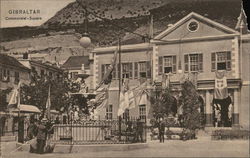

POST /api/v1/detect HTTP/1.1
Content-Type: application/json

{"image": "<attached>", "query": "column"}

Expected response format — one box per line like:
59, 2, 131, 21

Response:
205, 90, 213, 126
232, 89, 240, 126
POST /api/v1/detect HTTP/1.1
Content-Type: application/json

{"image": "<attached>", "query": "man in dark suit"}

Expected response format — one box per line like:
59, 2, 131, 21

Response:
36, 118, 48, 154
158, 117, 165, 143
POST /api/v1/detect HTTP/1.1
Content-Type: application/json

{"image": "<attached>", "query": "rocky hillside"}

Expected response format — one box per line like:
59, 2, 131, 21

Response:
0, 0, 242, 64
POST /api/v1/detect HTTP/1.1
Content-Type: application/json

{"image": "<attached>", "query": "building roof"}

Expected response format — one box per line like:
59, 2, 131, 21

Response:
61, 56, 90, 69
0, 54, 30, 71
93, 43, 152, 54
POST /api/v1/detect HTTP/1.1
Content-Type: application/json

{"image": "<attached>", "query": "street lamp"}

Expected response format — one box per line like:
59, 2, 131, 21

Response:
79, 33, 91, 48
77, 0, 91, 48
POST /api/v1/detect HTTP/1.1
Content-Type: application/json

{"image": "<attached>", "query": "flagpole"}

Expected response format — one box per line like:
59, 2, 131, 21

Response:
118, 37, 122, 141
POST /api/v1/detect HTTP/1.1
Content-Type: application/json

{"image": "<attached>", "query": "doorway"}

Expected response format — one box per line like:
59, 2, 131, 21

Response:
212, 96, 232, 127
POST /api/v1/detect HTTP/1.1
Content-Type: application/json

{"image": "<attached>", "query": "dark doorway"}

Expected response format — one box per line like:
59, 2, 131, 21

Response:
212, 96, 232, 127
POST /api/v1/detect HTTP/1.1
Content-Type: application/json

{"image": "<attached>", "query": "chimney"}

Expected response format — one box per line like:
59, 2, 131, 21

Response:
81, 64, 85, 72
23, 53, 28, 59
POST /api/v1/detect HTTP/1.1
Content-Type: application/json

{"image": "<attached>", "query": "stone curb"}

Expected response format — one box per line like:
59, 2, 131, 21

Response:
15, 142, 149, 153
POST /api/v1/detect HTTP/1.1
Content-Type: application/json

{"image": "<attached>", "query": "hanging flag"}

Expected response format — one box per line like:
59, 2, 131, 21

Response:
117, 79, 129, 116
93, 84, 110, 117
8, 82, 21, 109
214, 71, 228, 99
128, 90, 136, 109
149, 14, 154, 39
138, 92, 147, 105
96, 49, 118, 90
45, 85, 51, 120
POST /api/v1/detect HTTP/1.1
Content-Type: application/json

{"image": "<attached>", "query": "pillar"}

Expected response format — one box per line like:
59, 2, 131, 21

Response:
232, 89, 240, 126
205, 90, 213, 126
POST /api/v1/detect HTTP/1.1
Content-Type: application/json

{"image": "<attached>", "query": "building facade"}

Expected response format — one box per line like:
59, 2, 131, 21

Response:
0, 54, 30, 136
92, 12, 250, 129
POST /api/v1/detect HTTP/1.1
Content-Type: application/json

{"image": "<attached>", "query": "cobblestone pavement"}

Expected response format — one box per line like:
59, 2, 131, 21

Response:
1, 139, 249, 158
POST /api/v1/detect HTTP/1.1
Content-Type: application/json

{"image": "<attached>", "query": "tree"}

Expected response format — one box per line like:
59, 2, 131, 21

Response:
179, 80, 204, 131
20, 71, 81, 114
150, 87, 175, 120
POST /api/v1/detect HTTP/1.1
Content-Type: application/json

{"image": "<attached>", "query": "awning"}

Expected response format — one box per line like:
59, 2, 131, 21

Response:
11, 104, 41, 113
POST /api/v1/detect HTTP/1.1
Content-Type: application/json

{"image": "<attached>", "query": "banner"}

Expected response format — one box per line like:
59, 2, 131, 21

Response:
8, 82, 21, 110
214, 71, 228, 99
117, 79, 129, 116
45, 85, 51, 120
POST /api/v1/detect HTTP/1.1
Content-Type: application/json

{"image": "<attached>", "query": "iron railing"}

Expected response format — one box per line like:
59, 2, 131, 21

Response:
51, 118, 147, 144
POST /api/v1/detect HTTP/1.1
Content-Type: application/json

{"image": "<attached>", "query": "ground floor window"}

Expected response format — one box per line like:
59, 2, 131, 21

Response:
139, 104, 146, 120
106, 104, 113, 120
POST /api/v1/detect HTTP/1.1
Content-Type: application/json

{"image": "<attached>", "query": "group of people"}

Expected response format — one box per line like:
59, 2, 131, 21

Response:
27, 116, 59, 154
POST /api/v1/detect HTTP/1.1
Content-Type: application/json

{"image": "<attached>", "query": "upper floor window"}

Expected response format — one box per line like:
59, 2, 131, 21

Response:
211, 51, 231, 71
106, 104, 113, 120
122, 109, 130, 119
2, 69, 10, 82
101, 64, 110, 80
49, 72, 53, 78
159, 56, 177, 75
184, 54, 203, 72
70, 72, 78, 80
135, 61, 151, 79
14, 72, 20, 84
122, 63, 132, 79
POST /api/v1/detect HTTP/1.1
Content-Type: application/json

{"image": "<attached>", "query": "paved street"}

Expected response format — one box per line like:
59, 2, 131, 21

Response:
1, 139, 249, 158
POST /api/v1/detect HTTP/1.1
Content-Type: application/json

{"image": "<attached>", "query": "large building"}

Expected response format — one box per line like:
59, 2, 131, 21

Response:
91, 12, 250, 129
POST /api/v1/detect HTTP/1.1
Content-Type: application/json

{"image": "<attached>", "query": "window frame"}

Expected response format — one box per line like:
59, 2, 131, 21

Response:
2, 68, 10, 82
106, 104, 113, 120
211, 51, 231, 71
184, 53, 203, 73
139, 104, 146, 120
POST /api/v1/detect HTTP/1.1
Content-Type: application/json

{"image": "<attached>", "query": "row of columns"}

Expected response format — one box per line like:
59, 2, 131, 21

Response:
204, 89, 239, 127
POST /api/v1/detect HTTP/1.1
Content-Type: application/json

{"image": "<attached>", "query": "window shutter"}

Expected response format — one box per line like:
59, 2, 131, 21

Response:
158, 56, 163, 75
129, 63, 133, 79
146, 61, 151, 78
112, 64, 117, 79
172, 56, 177, 73
184, 55, 189, 72
226, 51, 231, 71
101, 64, 105, 79
0, 68, 2, 81
134, 62, 138, 79
198, 54, 203, 72
211, 53, 216, 72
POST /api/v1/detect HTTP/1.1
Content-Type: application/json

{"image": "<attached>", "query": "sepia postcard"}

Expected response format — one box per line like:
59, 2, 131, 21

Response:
0, 0, 249, 157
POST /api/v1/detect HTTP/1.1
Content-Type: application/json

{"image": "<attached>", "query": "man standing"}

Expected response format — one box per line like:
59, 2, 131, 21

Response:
136, 118, 144, 142
36, 118, 48, 154
158, 117, 165, 143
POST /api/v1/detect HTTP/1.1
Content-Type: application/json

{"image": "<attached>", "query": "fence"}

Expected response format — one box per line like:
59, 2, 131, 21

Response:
51, 118, 147, 144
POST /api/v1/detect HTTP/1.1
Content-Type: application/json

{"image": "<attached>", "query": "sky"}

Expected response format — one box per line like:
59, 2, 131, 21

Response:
0, 0, 75, 28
